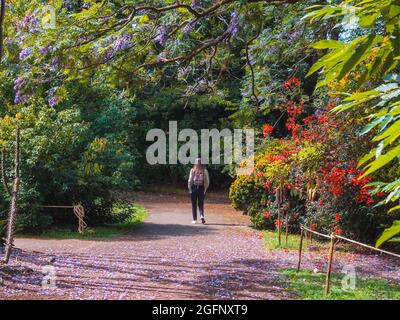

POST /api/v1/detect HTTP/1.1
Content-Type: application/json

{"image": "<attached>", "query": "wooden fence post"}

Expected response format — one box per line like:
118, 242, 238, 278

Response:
285, 210, 289, 245
277, 205, 281, 245
297, 227, 304, 272
324, 233, 336, 295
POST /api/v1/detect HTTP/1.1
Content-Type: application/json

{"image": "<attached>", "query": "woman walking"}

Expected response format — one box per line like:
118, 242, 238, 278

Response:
188, 158, 210, 224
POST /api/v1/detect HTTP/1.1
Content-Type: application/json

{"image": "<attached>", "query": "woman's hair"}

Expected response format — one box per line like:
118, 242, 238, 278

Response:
193, 157, 205, 173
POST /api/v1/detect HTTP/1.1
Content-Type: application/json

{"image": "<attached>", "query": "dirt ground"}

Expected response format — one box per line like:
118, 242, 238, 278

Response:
0, 192, 398, 300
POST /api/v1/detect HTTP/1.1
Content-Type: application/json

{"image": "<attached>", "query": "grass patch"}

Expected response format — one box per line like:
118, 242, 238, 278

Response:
263, 230, 324, 250
282, 268, 400, 300
39, 204, 147, 239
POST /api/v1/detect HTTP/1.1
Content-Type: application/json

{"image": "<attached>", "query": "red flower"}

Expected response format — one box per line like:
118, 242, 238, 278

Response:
309, 223, 317, 231
263, 124, 274, 137
255, 171, 264, 178
335, 213, 342, 222
263, 181, 272, 190
334, 228, 342, 236
326, 102, 337, 110
274, 218, 283, 228
263, 211, 271, 218
316, 114, 328, 124
283, 77, 301, 90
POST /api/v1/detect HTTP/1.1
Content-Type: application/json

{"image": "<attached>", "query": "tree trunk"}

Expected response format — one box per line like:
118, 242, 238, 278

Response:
3, 126, 20, 264
3, 177, 19, 263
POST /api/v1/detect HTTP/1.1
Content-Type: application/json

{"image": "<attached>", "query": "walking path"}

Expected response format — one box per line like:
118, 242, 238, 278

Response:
0, 192, 290, 299
1, 192, 398, 300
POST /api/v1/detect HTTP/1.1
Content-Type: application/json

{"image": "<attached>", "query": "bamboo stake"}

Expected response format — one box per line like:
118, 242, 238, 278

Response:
324, 233, 335, 296
285, 210, 289, 245
277, 205, 281, 246
297, 227, 304, 272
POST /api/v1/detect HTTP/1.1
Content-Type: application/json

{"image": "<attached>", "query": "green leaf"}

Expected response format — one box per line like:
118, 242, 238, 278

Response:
337, 35, 382, 81
359, 12, 380, 27
311, 40, 344, 49
359, 116, 387, 135
362, 144, 400, 176
358, 148, 377, 167
388, 205, 400, 213
374, 119, 400, 144
376, 220, 400, 247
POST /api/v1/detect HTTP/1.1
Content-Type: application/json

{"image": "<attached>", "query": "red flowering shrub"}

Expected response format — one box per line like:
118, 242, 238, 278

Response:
263, 210, 271, 218
230, 76, 399, 243
274, 218, 283, 228
283, 76, 301, 90
262, 124, 274, 137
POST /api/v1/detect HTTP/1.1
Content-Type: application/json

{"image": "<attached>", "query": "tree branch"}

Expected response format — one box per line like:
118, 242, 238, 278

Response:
245, 24, 262, 110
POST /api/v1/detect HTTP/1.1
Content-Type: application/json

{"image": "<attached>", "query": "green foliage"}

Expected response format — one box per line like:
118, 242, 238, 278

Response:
375, 220, 400, 247
132, 87, 238, 187
282, 268, 400, 300
263, 230, 323, 250
3, 0, 399, 247
40, 203, 147, 239
0, 81, 140, 232
0, 216, 6, 246
305, 0, 400, 245
229, 174, 263, 212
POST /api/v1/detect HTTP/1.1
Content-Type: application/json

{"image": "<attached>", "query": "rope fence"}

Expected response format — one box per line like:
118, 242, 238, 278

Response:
41, 204, 87, 234
297, 224, 400, 295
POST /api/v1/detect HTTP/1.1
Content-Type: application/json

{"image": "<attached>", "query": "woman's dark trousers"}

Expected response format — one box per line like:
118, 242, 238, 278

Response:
191, 185, 205, 220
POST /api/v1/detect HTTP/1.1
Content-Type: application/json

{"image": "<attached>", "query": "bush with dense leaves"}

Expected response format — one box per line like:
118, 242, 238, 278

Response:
230, 78, 399, 243
0, 82, 141, 233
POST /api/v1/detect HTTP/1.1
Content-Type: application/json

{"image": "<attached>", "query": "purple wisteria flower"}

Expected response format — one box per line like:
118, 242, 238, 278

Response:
103, 47, 114, 61
13, 77, 26, 91
19, 47, 33, 60
137, 9, 149, 15
182, 22, 195, 34
266, 46, 279, 55
180, 66, 192, 75
50, 57, 58, 67
112, 34, 131, 52
191, 0, 200, 9
14, 92, 30, 104
16, 13, 40, 33
154, 26, 167, 45
94, 35, 128, 61
39, 46, 51, 54
48, 96, 59, 107
227, 11, 239, 36
315, 108, 325, 117
50, 57, 58, 70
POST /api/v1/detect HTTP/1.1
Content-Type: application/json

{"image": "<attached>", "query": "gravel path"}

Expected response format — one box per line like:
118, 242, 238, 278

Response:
0, 192, 290, 300
1, 192, 399, 300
